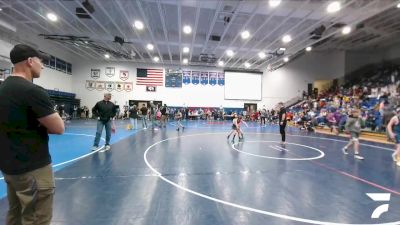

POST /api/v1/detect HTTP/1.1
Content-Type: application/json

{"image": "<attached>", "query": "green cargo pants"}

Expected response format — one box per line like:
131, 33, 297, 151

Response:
2, 164, 55, 225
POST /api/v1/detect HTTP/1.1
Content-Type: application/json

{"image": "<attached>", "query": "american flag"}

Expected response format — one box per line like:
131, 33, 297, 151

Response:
136, 68, 164, 86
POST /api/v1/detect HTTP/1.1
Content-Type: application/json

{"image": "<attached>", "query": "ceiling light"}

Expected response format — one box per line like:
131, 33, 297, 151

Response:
244, 62, 251, 68
269, 0, 281, 8
218, 61, 224, 66
226, 50, 234, 57
306, 46, 312, 52
397, 3, 400, 8
342, 26, 351, 35
47, 13, 58, 22
84, 41, 88, 44
283, 57, 289, 62
241, 30, 250, 39
282, 35, 292, 43
182, 47, 189, 53
258, 52, 266, 59
183, 25, 192, 34
153, 56, 159, 62
134, 20, 144, 30
183, 58, 188, 64
146, 43, 154, 50
327, 1, 341, 13
279, 47, 286, 51
267, 65, 272, 71
0, 8, 2, 11
104, 54, 110, 59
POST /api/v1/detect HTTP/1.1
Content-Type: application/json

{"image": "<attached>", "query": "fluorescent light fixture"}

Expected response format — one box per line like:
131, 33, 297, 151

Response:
342, 26, 351, 35
182, 47, 189, 53
269, 0, 281, 8
134, 20, 144, 30
218, 61, 224, 66
244, 62, 251, 68
258, 52, 266, 59
146, 43, 154, 50
283, 57, 289, 62
306, 46, 312, 52
104, 54, 110, 59
279, 47, 286, 51
183, 25, 192, 34
241, 30, 250, 39
226, 49, 234, 57
183, 58, 188, 64
327, 1, 341, 13
47, 13, 58, 22
153, 56, 159, 62
282, 35, 292, 43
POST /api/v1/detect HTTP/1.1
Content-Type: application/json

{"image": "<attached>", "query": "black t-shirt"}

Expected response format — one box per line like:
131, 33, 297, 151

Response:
278, 107, 287, 124
129, 108, 138, 119
0, 76, 55, 175
140, 107, 148, 116
161, 107, 167, 115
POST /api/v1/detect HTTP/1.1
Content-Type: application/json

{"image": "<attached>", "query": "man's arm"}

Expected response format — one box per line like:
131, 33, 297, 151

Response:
38, 113, 65, 134
92, 103, 99, 118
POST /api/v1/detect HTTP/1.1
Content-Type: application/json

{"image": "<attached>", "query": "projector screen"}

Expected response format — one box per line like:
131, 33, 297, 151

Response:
224, 71, 262, 100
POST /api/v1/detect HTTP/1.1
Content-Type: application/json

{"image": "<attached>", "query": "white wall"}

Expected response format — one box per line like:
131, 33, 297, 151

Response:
72, 60, 261, 109
33, 68, 73, 93
262, 50, 345, 108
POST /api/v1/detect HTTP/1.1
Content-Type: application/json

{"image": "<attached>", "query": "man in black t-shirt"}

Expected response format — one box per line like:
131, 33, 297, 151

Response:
0, 44, 64, 225
278, 102, 287, 146
140, 104, 148, 129
91, 93, 117, 151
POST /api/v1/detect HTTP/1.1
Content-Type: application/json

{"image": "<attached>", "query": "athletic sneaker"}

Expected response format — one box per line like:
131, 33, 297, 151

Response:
227, 135, 230, 139
91, 146, 98, 151
392, 152, 397, 162
105, 145, 111, 151
354, 154, 364, 160
342, 147, 348, 155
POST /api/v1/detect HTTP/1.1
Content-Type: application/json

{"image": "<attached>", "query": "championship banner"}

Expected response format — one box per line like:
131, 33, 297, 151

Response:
116, 82, 124, 92
119, 70, 129, 81
182, 70, 191, 85
124, 82, 133, 92
105, 67, 115, 77
209, 72, 217, 86
91, 69, 100, 79
106, 82, 114, 92
200, 71, 209, 85
191, 71, 200, 85
218, 72, 225, 86
96, 81, 105, 91
85, 80, 96, 91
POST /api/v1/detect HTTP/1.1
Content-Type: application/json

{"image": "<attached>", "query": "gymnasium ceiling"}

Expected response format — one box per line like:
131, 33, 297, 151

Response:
0, 0, 399, 71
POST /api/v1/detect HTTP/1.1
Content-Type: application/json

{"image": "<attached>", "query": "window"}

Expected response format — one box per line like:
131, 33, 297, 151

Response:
66, 63, 72, 75
49, 56, 56, 69
56, 58, 66, 72
42, 52, 72, 75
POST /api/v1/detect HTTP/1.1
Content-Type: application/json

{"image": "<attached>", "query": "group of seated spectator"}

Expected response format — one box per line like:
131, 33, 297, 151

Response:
287, 64, 400, 134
